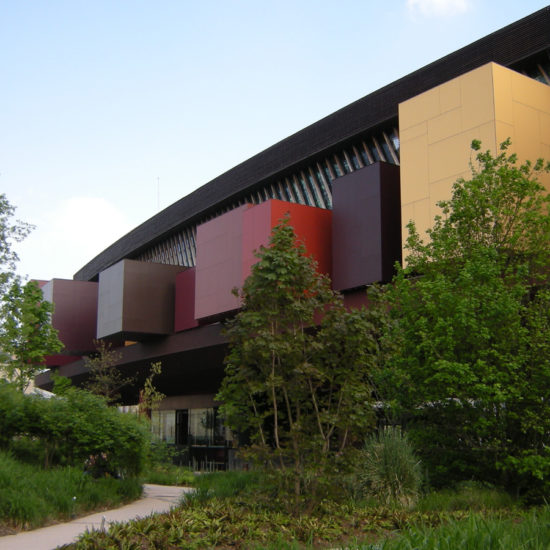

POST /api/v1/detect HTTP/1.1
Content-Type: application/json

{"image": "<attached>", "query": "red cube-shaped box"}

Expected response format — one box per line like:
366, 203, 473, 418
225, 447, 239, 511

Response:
195, 200, 332, 322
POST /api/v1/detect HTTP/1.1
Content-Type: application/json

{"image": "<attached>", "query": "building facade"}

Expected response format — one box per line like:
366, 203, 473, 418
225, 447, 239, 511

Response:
36, 8, 550, 469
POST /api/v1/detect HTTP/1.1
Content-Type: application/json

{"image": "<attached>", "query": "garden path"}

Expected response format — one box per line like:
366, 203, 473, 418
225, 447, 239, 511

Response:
0, 483, 190, 550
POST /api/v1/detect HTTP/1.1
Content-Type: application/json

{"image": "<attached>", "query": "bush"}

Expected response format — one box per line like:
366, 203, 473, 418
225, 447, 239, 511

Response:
359, 427, 422, 506
0, 382, 149, 477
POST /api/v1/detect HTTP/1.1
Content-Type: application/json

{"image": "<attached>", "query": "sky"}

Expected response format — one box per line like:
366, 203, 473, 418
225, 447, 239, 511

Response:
2, 0, 549, 281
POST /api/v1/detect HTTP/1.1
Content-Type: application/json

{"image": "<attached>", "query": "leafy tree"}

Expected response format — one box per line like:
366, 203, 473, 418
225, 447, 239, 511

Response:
84, 340, 135, 405
218, 218, 383, 504
0, 280, 62, 391
0, 193, 32, 294
383, 140, 550, 497
0, 194, 62, 390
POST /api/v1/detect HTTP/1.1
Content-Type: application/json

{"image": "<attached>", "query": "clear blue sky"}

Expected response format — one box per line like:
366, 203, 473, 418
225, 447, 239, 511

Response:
2, 0, 548, 280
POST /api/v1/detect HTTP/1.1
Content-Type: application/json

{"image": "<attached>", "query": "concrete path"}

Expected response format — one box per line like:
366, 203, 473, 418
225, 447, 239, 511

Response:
0, 484, 191, 550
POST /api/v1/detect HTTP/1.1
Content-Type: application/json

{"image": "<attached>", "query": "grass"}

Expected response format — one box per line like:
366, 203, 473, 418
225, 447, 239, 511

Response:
354, 508, 550, 549
0, 450, 142, 533
416, 481, 516, 513
141, 463, 195, 486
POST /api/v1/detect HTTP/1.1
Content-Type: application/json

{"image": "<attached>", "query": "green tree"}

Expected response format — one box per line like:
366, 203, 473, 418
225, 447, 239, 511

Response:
383, 139, 550, 497
0, 194, 62, 391
84, 340, 135, 405
0, 280, 62, 391
0, 193, 32, 294
218, 218, 383, 504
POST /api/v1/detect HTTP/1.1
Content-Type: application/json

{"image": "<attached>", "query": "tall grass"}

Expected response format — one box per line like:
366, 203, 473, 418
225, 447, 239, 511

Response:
142, 463, 195, 486
353, 507, 550, 549
189, 470, 263, 501
0, 450, 142, 530
417, 481, 515, 512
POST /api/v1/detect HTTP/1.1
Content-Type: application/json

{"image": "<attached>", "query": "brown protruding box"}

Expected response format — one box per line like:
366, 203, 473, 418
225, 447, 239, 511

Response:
97, 259, 186, 340
331, 162, 401, 290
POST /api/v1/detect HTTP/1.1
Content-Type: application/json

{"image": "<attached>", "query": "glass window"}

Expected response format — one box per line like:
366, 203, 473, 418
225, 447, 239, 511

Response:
151, 410, 176, 444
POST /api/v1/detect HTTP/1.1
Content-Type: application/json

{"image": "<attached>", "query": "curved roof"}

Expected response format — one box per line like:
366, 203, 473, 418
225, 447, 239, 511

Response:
75, 6, 550, 282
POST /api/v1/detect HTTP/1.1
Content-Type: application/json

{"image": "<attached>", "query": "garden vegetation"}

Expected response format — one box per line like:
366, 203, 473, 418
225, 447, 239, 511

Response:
63, 140, 550, 548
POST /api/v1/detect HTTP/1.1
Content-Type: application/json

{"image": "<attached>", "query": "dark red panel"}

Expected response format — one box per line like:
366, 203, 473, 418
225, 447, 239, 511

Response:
174, 268, 199, 332
195, 206, 248, 321
241, 199, 332, 282
332, 162, 401, 290
42, 279, 98, 355
270, 200, 332, 276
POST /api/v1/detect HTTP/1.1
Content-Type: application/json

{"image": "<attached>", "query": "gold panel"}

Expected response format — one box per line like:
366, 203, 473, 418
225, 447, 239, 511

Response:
399, 61, 550, 261
428, 108, 462, 145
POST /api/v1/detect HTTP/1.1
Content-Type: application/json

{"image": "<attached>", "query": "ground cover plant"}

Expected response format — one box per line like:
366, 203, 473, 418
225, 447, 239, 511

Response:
0, 450, 142, 534
62, 474, 543, 549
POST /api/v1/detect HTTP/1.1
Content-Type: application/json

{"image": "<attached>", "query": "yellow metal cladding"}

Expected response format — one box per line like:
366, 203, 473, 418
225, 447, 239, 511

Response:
399, 62, 550, 262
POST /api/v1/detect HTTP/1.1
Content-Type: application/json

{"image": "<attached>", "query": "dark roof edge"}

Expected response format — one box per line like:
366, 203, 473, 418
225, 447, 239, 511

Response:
74, 6, 550, 282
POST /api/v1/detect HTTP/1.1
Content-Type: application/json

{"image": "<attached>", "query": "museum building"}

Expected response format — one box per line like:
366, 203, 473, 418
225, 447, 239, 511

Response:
36, 7, 550, 468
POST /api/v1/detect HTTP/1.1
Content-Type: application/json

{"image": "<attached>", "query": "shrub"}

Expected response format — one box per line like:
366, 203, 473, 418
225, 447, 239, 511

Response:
0, 382, 149, 476
359, 427, 422, 506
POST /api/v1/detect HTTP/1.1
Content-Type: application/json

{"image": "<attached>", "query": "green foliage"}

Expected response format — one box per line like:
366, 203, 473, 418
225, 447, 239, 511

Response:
359, 428, 422, 506
218, 218, 383, 504
143, 463, 195, 486
0, 450, 142, 531
0, 194, 62, 391
417, 482, 515, 513
188, 470, 264, 502
0, 193, 32, 294
382, 140, 550, 497
84, 340, 134, 405
0, 382, 149, 476
0, 279, 62, 391
138, 361, 165, 416
64, 488, 540, 550
357, 508, 550, 550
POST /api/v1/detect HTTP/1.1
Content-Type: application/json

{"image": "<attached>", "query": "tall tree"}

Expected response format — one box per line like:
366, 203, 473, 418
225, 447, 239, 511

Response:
0, 193, 32, 294
0, 194, 62, 391
218, 218, 384, 503
383, 140, 550, 497
0, 280, 62, 391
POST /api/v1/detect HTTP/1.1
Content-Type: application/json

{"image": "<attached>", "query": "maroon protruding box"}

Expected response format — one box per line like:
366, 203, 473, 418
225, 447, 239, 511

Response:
332, 162, 401, 290
41, 279, 99, 366
174, 267, 199, 332
194, 205, 248, 322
